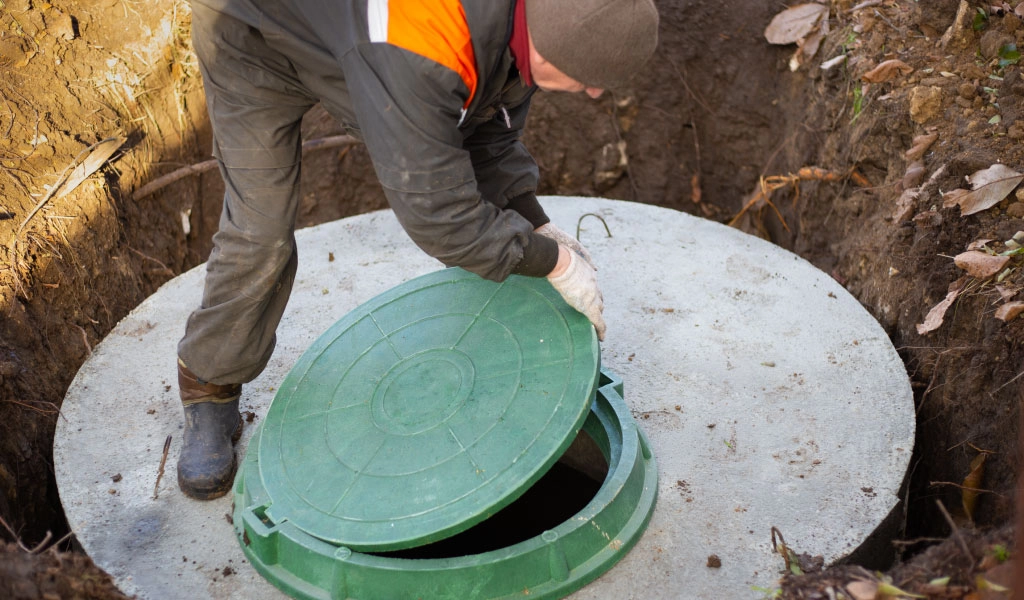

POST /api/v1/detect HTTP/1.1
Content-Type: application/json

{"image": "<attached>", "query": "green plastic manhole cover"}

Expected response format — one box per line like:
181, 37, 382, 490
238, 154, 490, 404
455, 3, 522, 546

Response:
253, 268, 601, 552
235, 368, 658, 600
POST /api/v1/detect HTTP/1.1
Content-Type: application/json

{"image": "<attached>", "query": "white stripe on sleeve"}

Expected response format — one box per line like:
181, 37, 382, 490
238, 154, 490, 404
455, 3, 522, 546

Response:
367, 0, 389, 42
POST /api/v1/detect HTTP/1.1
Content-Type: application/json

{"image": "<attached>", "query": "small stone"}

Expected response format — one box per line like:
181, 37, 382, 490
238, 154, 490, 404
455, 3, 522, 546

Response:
706, 554, 722, 568
1016, 188, 1024, 202
1007, 202, 1024, 218
1009, 121, 1024, 140
847, 580, 879, 600
980, 30, 1015, 59
909, 86, 943, 123
111, 473, 122, 483
1007, 14, 1022, 33
958, 82, 976, 99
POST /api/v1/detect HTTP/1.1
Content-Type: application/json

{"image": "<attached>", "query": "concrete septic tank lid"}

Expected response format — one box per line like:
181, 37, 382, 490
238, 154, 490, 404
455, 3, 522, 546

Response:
253, 268, 601, 553
55, 198, 914, 599
235, 368, 658, 600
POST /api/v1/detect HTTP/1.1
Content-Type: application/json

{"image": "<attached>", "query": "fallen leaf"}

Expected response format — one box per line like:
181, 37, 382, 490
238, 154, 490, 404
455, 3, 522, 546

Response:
791, 25, 827, 71
941, 188, 970, 209
55, 136, 127, 199
995, 284, 1019, 301
996, 301, 1024, 321
820, 54, 847, 70
976, 574, 1011, 593
878, 581, 926, 598
906, 133, 939, 161
765, 3, 828, 45
962, 452, 987, 522
1017, 2, 1024, 17
944, 164, 1024, 215
917, 279, 966, 335
893, 188, 919, 222
846, 580, 878, 600
967, 238, 995, 250
954, 251, 1010, 278
861, 59, 914, 83
903, 161, 926, 189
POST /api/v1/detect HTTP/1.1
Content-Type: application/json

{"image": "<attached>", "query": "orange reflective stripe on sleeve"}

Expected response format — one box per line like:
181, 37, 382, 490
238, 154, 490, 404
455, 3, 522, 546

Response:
380, 0, 478, 109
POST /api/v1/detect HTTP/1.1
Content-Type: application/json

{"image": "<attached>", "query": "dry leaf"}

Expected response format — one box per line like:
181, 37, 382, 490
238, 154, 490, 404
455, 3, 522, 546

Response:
1017, 2, 1024, 17
961, 453, 986, 522
55, 136, 127, 199
893, 188, 919, 222
861, 59, 913, 83
995, 284, 1020, 301
905, 133, 938, 161
963, 164, 1024, 215
903, 161, 926, 190
792, 26, 827, 70
917, 287, 961, 334
966, 238, 995, 250
996, 301, 1024, 321
941, 188, 970, 209
953, 251, 1010, 278
846, 580, 879, 600
765, 3, 828, 45
944, 164, 1024, 215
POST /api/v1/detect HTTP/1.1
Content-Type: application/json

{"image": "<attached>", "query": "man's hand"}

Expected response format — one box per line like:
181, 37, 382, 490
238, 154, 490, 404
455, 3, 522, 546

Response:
547, 245, 606, 341
536, 223, 596, 271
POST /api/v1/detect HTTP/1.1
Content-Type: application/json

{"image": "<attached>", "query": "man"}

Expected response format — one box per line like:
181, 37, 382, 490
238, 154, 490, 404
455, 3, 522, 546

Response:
177, 0, 659, 500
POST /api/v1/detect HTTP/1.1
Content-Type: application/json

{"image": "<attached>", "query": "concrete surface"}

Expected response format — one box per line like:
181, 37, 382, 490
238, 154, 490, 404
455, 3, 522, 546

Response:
55, 198, 914, 599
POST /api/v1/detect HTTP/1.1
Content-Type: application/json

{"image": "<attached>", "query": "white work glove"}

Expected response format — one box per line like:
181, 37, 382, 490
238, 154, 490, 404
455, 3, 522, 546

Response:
547, 246, 607, 341
535, 223, 597, 271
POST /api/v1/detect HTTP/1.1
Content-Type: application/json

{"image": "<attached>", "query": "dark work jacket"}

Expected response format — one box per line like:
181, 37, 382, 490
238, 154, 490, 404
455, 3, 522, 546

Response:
192, 0, 558, 281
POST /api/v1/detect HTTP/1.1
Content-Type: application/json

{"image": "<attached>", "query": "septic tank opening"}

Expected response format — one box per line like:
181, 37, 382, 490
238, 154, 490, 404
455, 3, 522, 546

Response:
371, 429, 610, 560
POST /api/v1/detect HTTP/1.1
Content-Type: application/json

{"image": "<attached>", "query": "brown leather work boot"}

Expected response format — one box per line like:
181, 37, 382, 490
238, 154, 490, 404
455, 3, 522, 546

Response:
176, 360, 243, 500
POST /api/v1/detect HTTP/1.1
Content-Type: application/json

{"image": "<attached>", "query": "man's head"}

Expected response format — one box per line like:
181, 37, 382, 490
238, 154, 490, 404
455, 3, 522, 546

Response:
525, 0, 659, 93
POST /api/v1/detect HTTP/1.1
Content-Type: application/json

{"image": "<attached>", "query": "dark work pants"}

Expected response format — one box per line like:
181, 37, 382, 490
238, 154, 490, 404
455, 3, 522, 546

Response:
178, 4, 356, 385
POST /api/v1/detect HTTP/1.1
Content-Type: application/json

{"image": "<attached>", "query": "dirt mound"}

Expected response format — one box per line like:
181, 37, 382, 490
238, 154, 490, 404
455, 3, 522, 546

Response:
1, 0, 1022, 597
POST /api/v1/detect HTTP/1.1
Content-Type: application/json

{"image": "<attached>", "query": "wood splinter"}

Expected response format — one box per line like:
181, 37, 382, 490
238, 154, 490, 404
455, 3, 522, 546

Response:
153, 435, 172, 500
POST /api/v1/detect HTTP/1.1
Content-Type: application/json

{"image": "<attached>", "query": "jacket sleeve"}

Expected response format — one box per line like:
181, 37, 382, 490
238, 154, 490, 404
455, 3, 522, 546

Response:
462, 86, 549, 222
341, 43, 555, 281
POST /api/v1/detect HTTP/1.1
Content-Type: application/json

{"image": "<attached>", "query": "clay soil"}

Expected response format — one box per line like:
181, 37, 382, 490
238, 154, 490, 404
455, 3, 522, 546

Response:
2, 0, 1024, 598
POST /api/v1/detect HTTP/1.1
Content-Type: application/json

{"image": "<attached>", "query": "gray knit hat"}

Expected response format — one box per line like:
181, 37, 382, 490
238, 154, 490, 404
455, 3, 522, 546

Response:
525, 0, 659, 90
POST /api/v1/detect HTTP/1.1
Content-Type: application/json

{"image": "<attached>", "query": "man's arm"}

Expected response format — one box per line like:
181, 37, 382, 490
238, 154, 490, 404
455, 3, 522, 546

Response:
342, 42, 553, 281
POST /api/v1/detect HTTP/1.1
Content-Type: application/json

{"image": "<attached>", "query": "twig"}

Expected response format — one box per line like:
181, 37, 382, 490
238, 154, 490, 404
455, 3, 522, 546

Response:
0, 513, 32, 552
72, 323, 92, 355
891, 536, 949, 547
664, 55, 716, 116
935, 499, 975, 564
929, 480, 1005, 498
991, 368, 1024, 395
28, 531, 52, 554
153, 434, 172, 500
43, 530, 76, 553
127, 246, 173, 276
132, 134, 359, 201
609, 93, 639, 202
847, 0, 885, 12
2, 397, 60, 416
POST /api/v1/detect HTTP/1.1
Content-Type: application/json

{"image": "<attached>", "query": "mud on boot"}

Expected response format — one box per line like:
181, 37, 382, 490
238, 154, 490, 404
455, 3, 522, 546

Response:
176, 361, 243, 500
